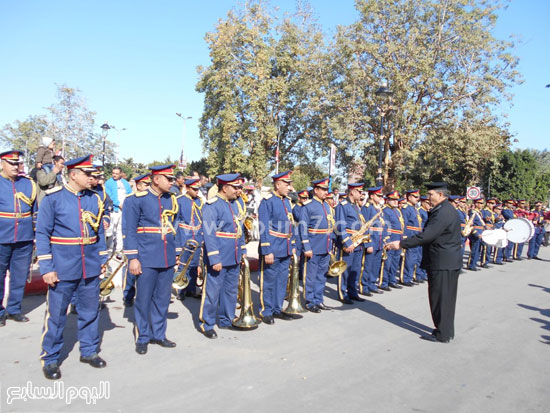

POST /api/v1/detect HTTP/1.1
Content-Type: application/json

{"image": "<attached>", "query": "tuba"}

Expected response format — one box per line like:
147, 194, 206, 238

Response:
328, 249, 347, 277
172, 239, 200, 291
283, 252, 306, 315
99, 252, 128, 297
232, 256, 261, 329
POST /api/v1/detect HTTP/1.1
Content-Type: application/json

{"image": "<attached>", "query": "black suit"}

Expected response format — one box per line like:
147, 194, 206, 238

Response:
401, 199, 462, 341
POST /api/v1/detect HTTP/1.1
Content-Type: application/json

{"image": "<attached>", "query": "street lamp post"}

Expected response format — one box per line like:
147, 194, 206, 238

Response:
100, 123, 112, 167
176, 113, 192, 170
375, 83, 393, 188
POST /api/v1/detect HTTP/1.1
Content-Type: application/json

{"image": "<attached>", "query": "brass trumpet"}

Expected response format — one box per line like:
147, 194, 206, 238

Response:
232, 256, 261, 329
172, 239, 200, 291
283, 252, 306, 315
99, 252, 128, 297
328, 250, 347, 277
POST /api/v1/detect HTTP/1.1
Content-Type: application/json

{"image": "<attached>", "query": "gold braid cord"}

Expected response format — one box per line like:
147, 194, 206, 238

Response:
161, 194, 179, 235
81, 194, 105, 238
15, 180, 37, 207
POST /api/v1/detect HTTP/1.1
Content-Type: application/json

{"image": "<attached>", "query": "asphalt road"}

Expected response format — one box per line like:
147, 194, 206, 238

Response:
1, 247, 549, 413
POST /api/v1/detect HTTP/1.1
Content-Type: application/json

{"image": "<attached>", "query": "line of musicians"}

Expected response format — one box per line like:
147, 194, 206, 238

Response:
1, 149, 548, 381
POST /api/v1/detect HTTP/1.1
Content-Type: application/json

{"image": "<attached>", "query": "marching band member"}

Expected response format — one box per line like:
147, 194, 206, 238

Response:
480, 198, 497, 267
199, 173, 246, 338
381, 191, 404, 291
493, 203, 506, 265
36, 155, 108, 380
359, 186, 386, 295
258, 171, 299, 323
122, 165, 179, 355
501, 199, 516, 262
514, 200, 529, 260
120, 173, 151, 307
298, 178, 334, 312
0, 150, 37, 326
401, 189, 423, 286
527, 201, 544, 260
466, 198, 485, 271
175, 177, 204, 300
334, 182, 367, 304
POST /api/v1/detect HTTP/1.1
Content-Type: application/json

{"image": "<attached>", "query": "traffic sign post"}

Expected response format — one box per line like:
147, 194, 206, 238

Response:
467, 186, 481, 200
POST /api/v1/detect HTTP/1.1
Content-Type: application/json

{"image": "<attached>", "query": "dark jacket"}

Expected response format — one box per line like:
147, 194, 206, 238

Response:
401, 199, 462, 271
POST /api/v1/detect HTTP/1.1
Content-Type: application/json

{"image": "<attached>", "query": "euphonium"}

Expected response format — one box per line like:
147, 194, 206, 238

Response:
172, 239, 200, 291
328, 250, 347, 277
99, 252, 128, 297
283, 252, 306, 315
232, 256, 261, 329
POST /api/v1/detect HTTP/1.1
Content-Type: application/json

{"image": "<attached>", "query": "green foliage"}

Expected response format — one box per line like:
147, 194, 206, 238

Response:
0, 115, 49, 166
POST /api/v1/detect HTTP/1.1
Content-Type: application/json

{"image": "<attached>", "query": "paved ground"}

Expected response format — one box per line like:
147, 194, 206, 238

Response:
1, 247, 549, 413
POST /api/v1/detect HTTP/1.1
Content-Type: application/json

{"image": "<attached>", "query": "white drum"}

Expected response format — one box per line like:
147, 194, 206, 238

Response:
481, 229, 508, 248
504, 218, 534, 244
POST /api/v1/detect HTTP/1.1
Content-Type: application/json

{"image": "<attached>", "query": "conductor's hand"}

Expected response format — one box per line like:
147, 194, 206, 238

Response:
304, 250, 313, 259
42, 271, 59, 287
212, 263, 222, 272
129, 258, 142, 276
386, 241, 401, 250
264, 253, 274, 265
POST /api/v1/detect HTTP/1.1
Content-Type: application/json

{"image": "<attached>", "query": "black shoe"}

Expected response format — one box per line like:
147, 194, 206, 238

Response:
420, 334, 450, 343
273, 312, 294, 321
123, 300, 134, 307
306, 304, 321, 313
80, 354, 107, 368
371, 289, 383, 294
186, 291, 202, 299
412, 280, 420, 284
262, 315, 275, 325
218, 325, 235, 330
482, 264, 490, 269
203, 329, 217, 339
7, 313, 29, 322
341, 298, 354, 305
43, 363, 61, 380
380, 286, 391, 291
135, 343, 148, 355
402, 282, 414, 287
0, 314, 6, 327
467, 267, 479, 272
534, 256, 543, 260
349, 296, 366, 302
389, 283, 403, 289
359, 291, 373, 297
150, 338, 176, 348
317, 303, 333, 310
176, 294, 185, 301
494, 262, 504, 265
515, 257, 523, 261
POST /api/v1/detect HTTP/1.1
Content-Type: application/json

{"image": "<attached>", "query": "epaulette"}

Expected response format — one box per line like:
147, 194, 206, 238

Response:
402, 204, 408, 209
264, 193, 273, 200
135, 191, 148, 197
126, 193, 136, 198
340, 200, 348, 205
45, 186, 63, 195
303, 199, 312, 205
207, 197, 218, 204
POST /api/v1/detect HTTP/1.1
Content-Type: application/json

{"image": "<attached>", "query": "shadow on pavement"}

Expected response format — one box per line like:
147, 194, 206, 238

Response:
528, 284, 550, 294
517, 303, 550, 344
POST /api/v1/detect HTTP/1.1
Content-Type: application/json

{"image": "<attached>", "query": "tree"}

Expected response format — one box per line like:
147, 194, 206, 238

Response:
0, 115, 49, 167
196, 0, 328, 183
328, 0, 520, 188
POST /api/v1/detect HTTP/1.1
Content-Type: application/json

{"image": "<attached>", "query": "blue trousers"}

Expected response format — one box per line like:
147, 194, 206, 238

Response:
0, 241, 33, 316
528, 229, 544, 258
40, 276, 100, 365
199, 264, 239, 331
382, 249, 400, 287
260, 256, 290, 317
480, 242, 492, 266
468, 236, 481, 269
505, 242, 515, 260
403, 246, 421, 283
123, 270, 136, 302
303, 253, 330, 306
515, 242, 525, 258
359, 249, 383, 293
134, 266, 173, 344
338, 249, 362, 300
495, 247, 504, 264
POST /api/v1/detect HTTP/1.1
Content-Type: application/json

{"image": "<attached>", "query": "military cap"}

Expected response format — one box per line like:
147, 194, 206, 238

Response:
185, 177, 201, 188
216, 173, 242, 186
312, 178, 329, 189
65, 154, 96, 172
425, 182, 448, 191
134, 173, 151, 184
149, 164, 176, 178
272, 170, 293, 183
385, 190, 400, 200
0, 150, 23, 164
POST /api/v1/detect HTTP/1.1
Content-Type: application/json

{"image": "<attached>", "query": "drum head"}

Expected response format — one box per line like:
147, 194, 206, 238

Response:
504, 218, 532, 243
481, 229, 508, 248
524, 218, 535, 241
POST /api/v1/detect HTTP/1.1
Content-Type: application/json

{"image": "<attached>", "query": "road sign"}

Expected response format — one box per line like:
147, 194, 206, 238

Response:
467, 186, 481, 200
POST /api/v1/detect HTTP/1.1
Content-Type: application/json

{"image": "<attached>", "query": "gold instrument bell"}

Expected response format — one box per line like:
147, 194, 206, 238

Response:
172, 239, 200, 291
328, 251, 347, 277
99, 252, 128, 297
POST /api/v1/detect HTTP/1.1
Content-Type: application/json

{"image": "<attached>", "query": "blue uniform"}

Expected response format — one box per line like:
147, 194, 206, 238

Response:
401, 203, 423, 283
199, 194, 246, 331
334, 198, 364, 300
36, 184, 108, 365
175, 193, 204, 296
122, 187, 178, 345
359, 202, 386, 293
381, 205, 404, 287
258, 192, 296, 317
298, 197, 334, 306
467, 209, 484, 270
456, 207, 467, 261
493, 212, 506, 264
0, 173, 37, 318
527, 210, 544, 259
501, 207, 516, 260
480, 207, 495, 266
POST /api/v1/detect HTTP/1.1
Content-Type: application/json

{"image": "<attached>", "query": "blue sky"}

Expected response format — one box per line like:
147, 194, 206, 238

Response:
1, 0, 548, 165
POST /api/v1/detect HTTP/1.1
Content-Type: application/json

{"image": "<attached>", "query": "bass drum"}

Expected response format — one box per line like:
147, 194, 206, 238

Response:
504, 218, 534, 244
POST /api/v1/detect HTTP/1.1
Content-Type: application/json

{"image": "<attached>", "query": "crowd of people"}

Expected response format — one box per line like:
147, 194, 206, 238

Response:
1, 140, 549, 381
